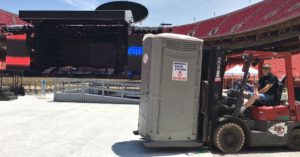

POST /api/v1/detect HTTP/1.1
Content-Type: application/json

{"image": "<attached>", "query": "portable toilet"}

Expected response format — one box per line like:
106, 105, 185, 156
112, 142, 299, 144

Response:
138, 33, 204, 147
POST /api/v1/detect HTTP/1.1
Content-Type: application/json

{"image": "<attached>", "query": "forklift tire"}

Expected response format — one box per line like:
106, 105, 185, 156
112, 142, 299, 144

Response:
288, 129, 300, 151
214, 123, 245, 154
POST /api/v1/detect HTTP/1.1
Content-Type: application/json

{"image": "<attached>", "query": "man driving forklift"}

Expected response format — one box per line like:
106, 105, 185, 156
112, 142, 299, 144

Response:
241, 64, 279, 113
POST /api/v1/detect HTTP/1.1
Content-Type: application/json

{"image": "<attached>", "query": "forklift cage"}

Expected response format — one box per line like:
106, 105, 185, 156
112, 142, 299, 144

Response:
228, 50, 299, 121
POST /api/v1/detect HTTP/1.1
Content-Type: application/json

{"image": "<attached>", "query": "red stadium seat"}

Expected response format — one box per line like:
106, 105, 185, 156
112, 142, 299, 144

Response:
0, 9, 27, 26
171, 0, 300, 38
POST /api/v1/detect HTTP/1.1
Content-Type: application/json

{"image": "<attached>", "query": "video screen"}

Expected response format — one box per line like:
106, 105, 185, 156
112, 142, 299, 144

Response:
5, 34, 30, 70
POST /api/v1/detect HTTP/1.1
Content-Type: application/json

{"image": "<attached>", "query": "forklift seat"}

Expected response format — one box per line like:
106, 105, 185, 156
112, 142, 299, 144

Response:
250, 76, 289, 121
274, 75, 287, 105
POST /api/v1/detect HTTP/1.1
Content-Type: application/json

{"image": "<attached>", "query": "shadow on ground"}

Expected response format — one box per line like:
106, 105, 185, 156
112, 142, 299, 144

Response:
112, 140, 208, 157
211, 146, 292, 156
113, 140, 294, 157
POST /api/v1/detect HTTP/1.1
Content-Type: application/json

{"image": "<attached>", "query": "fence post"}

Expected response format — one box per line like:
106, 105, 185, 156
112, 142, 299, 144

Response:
0, 74, 2, 88
102, 81, 104, 103
54, 79, 57, 94
68, 81, 71, 102
81, 80, 84, 102
121, 84, 124, 103
53, 79, 57, 101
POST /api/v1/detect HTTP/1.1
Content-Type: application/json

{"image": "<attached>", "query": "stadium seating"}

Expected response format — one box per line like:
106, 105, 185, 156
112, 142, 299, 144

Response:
171, 0, 300, 38
0, 9, 27, 26
169, 0, 300, 83
255, 54, 300, 79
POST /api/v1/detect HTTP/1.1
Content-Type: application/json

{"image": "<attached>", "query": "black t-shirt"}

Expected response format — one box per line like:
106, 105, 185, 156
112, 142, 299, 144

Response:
258, 73, 278, 96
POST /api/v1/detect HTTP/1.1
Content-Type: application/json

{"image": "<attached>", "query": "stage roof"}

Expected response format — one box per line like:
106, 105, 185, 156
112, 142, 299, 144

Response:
19, 10, 133, 23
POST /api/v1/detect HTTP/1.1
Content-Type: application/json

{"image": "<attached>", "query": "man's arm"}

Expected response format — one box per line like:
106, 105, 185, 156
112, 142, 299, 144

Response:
258, 83, 274, 93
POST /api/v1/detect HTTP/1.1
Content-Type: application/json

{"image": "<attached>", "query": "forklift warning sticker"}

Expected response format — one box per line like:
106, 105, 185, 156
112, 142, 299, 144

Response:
268, 122, 288, 137
172, 62, 188, 81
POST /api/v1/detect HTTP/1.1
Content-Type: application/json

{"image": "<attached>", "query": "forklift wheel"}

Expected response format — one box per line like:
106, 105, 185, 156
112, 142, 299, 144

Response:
214, 123, 245, 154
288, 129, 300, 151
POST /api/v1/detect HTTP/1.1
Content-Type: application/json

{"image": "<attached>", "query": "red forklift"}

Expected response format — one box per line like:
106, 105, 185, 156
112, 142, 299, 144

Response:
135, 33, 300, 153
212, 50, 300, 153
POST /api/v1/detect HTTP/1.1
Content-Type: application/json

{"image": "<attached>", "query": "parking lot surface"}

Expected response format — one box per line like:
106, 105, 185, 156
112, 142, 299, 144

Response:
0, 95, 299, 157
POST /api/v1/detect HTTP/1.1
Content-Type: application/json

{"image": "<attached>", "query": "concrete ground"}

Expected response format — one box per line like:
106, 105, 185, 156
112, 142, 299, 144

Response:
0, 95, 299, 157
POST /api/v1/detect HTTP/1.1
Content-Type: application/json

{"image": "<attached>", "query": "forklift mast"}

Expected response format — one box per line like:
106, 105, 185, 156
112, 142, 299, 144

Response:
233, 54, 253, 116
199, 47, 226, 144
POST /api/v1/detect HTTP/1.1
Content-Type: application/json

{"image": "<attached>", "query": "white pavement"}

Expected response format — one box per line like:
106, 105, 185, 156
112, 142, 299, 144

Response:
0, 95, 299, 157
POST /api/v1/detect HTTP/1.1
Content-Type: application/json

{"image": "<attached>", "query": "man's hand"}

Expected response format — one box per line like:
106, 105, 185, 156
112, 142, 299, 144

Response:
243, 91, 250, 98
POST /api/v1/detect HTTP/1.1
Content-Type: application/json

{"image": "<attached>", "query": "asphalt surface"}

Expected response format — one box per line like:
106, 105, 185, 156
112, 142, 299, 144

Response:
0, 95, 299, 157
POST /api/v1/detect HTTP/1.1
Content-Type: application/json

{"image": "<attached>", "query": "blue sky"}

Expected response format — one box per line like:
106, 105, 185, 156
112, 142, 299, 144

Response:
1, 0, 263, 26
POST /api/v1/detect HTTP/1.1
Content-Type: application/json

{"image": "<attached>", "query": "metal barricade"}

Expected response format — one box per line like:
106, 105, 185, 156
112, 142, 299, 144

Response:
54, 78, 140, 104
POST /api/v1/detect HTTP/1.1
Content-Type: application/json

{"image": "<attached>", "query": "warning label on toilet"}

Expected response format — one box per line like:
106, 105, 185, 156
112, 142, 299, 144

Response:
172, 61, 188, 81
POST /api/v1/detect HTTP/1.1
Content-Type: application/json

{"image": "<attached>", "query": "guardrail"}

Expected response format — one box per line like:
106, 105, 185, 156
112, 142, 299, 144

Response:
54, 78, 140, 104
